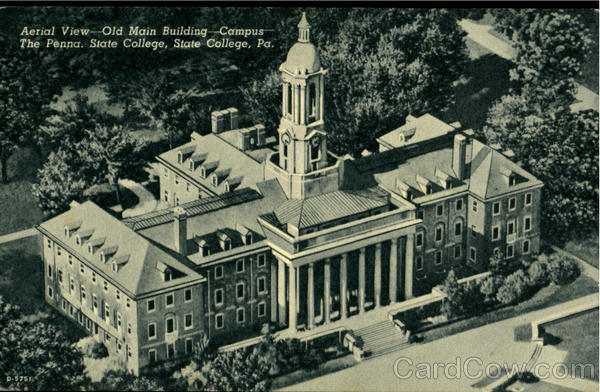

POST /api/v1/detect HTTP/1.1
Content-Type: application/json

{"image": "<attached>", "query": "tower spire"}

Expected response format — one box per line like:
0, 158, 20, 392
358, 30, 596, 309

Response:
298, 12, 310, 42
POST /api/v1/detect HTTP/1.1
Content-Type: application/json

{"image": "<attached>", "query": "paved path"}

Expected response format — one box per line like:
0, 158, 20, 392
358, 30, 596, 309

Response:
119, 179, 159, 218
284, 293, 598, 392
0, 228, 37, 245
544, 242, 599, 283
459, 19, 599, 113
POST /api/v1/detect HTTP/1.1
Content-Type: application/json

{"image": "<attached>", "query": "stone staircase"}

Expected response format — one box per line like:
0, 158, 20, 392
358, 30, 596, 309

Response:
353, 320, 411, 358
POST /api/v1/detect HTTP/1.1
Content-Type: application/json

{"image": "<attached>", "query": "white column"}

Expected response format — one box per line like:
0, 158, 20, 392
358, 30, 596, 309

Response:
324, 259, 331, 324
288, 265, 297, 331
389, 238, 398, 304
282, 83, 287, 116
374, 243, 382, 309
278, 259, 287, 325
319, 74, 324, 120
270, 260, 277, 323
307, 262, 314, 330
358, 248, 366, 314
405, 234, 414, 300
340, 254, 347, 320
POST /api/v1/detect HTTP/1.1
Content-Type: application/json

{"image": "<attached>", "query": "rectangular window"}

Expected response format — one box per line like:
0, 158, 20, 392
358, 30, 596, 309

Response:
436, 204, 443, 216
166, 343, 175, 359
166, 317, 175, 334
434, 251, 442, 265
115, 290, 120, 301
93, 295, 98, 314
415, 256, 423, 270
506, 244, 514, 258
47, 265, 53, 279
507, 221, 515, 235
236, 259, 244, 273
47, 239, 52, 248
70, 277, 75, 293
417, 210, 424, 220
469, 247, 476, 262
456, 199, 463, 211
148, 323, 156, 339
149, 349, 157, 363
80, 263, 85, 274
184, 313, 193, 330
257, 277, 266, 294
47, 286, 53, 298
126, 298, 130, 308
215, 265, 223, 279
455, 222, 462, 236
525, 193, 532, 206
524, 216, 531, 232
258, 301, 266, 317
454, 245, 461, 258
166, 294, 174, 307
58, 269, 63, 283
492, 225, 500, 240
472, 200, 478, 212
435, 226, 443, 242
164, 190, 169, 202
91, 271, 96, 283
68, 255, 73, 265
117, 312, 122, 331
185, 338, 193, 354
523, 240, 530, 254
184, 288, 192, 302
509, 197, 516, 211
127, 323, 132, 334
236, 283, 245, 300
62, 299, 67, 310
81, 285, 87, 305
257, 254, 266, 267
57, 247, 62, 256
493, 202, 500, 215
147, 298, 155, 312
104, 304, 110, 323
215, 313, 224, 329
175, 175, 179, 185
215, 288, 224, 306
416, 232, 423, 247
237, 307, 245, 324
103, 281, 108, 292
471, 225, 477, 238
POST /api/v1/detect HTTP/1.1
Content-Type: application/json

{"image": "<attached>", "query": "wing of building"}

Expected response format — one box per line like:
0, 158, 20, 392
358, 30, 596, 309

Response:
38, 12, 543, 375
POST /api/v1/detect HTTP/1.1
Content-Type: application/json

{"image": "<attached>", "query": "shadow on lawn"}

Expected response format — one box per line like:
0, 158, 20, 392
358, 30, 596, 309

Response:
441, 53, 514, 133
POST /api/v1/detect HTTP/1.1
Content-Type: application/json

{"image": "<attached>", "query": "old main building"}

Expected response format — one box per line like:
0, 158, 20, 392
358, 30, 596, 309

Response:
38, 14, 543, 374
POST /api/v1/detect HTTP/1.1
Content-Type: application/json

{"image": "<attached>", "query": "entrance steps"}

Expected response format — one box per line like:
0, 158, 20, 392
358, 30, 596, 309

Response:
353, 319, 411, 358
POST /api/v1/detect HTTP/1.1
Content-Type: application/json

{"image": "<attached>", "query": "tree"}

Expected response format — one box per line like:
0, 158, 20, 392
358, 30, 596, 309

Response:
77, 126, 146, 205
527, 257, 550, 288
496, 269, 529, 305
32, 148, 93, 216
480, 275, 504, 303
547, 254, 580, 285
96, 369, 164, 391
440, 270, 465, 319
488, 250, 521, 276
0, 297, 89, 390
240, 71, 282, 135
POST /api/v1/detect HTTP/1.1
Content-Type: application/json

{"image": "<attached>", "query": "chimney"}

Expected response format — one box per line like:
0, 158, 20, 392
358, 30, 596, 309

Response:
453, 134, 467, 181
227, 107, 239, 130
173, 207, 187, 256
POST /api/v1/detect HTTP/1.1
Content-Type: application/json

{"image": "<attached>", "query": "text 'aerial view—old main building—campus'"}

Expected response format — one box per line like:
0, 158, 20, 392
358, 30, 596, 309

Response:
37, 14, 543, 375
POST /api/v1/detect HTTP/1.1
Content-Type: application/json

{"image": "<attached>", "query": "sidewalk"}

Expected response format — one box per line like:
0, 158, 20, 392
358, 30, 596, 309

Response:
459, 19, 599, 113
0, 228, 37, 245
119, 179, 159, 218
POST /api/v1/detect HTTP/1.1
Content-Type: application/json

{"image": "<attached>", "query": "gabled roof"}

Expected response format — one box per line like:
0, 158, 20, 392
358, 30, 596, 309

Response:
377, 114, 459, 149
38, 201, 204, 297
271, 189, 389, 230
157, 133, 264, 195
468, 140, 542, 199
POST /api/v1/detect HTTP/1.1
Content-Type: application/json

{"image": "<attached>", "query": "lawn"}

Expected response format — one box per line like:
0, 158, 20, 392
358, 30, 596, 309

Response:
0, 146, 45, 236
562, 229, 599, 268
419, 274, 598, 344
543, 309, 599, 381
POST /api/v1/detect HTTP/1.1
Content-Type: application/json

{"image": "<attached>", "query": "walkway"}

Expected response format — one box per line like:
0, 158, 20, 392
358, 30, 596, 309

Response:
544, 242, 599, 283
459, 19, 599, 113
284, 293, 598, 392
119, 179, 159, 218
0, 228, 37, 245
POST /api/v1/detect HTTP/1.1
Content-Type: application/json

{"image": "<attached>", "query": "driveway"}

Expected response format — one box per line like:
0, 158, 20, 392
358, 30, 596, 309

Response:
459, 19, 599, 113
284, 293, 598, 392
119, 179, 159, 218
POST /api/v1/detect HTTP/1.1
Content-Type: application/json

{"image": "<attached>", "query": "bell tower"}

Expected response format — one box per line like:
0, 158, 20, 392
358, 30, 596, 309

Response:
278, 12, 328, 175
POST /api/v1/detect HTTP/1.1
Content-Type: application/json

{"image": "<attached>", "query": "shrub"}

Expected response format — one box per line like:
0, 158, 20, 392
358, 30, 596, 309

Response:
462, 280, 485, 315
480, 275, 504, 303
76, 336, 108, 359
547, 254, 580, 285
496, 269, 529, 305
527, 258, 550, 288
489, 250, 521, 276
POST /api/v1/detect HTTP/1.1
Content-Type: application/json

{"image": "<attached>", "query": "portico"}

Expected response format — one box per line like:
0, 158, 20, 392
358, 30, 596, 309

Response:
271, 233, 416, 331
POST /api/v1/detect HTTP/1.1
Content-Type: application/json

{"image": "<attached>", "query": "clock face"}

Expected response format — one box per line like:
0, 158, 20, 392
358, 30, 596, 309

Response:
281, 131, 291, 145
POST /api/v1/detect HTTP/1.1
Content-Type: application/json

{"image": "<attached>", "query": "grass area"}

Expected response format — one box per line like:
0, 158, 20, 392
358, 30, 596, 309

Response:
270, 354, 356, 390
0, 147, 45, 236
419, 274, 598, 344
544, 309, 599, 381
513, 323, 532, 342
562, 229, 599, 268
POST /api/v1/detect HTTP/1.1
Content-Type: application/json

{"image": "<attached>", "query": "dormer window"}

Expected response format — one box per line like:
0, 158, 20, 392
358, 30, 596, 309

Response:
156, 261, 173, 282
165, 270, 172, 282
64, 227, 69, 237
500, 167, 516, 186
224, 182, 230, 192
76, 236, 81, 245
88, 243, 93, 254
189, 161, 194, 171
100, 252, 105, 263
245, 233, 253, 245
224, 238, 231, 251
177, 151, 183, 163
203, 247, 210, 257
509, 175, 516, 186
426, 184, 432, 194
211, 173, 218, 186
200, 167, 206, 178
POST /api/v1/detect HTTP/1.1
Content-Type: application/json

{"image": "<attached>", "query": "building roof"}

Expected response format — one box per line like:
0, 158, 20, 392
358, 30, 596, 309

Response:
137, 180, 288, 261
282, 42, 321, 74
157, 133, 264, 194
468, 140, 542, 199
377, 114, 459, 150
38, 201, 204, 297
270, 189, 389, 230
